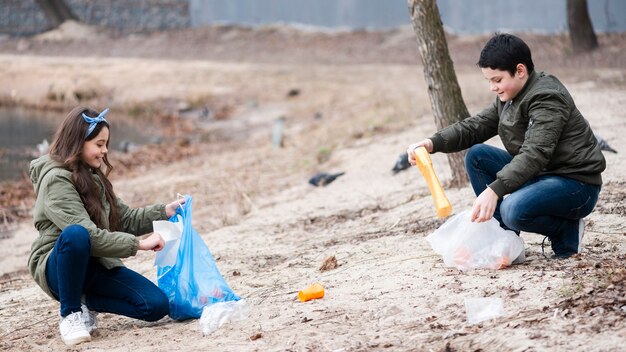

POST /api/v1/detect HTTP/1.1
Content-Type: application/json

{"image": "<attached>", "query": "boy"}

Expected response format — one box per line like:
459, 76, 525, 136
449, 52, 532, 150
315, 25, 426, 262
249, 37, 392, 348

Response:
407, 33, 605, 258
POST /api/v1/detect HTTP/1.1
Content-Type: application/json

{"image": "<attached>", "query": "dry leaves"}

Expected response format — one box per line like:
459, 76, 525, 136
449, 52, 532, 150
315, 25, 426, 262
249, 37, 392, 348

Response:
0, 178, 35, 232
319, 255, 338, 272
557, 256, 626, 329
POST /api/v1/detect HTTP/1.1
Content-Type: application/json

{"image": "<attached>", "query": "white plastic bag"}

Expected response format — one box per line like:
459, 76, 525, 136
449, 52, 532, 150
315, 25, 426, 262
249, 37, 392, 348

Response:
426, 210, 524, 271
199, 299, 249, 335
153, 218, 183, 267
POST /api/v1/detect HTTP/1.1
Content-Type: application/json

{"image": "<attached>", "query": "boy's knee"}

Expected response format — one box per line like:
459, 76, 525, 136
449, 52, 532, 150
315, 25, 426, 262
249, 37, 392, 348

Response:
464, 144, 489, 168
500, 198, 524, 231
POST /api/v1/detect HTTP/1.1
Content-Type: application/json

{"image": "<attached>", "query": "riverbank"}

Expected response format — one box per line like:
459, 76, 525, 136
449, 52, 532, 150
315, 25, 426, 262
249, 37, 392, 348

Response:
1, 24, 625, 351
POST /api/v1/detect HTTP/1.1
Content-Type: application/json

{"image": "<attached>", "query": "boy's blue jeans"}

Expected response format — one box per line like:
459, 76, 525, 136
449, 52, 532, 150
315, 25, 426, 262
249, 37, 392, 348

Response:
45, 224, 169, 320
464, 144, 601, 257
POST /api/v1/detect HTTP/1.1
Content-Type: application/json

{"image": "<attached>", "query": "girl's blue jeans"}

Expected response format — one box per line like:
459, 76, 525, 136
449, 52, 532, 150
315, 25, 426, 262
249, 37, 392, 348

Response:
464, 144, 601, 257
45, 224, 169, 320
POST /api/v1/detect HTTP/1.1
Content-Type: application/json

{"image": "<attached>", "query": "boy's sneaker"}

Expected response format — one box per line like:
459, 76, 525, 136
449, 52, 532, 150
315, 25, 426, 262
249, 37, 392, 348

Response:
577, 219, 585, 253
81, 304, 98, 333
59, 311, 91, 346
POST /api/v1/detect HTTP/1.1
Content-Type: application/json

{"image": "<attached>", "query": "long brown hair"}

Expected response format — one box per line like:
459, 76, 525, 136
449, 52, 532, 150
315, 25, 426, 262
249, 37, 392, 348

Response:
49, 106, 120, 231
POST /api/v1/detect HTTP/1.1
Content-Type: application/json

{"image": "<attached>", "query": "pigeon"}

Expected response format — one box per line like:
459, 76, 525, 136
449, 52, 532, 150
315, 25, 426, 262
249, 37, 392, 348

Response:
391, 151, 412, 174
595, 133, 617, 153
287, 88, 301, 97
308, 172, 345, 187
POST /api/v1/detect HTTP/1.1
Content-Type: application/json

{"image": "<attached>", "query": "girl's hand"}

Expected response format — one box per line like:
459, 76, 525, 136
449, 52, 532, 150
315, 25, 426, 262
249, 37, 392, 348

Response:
406, 139, 434, 165
470, 187, 499, 222
165, 198, 185, 217
139, 233, 165, 251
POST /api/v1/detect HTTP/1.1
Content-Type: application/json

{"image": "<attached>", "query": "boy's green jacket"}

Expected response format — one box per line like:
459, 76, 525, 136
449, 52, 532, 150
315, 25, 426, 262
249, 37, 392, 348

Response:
28, 155, 167, 298
430, 71, 606, 198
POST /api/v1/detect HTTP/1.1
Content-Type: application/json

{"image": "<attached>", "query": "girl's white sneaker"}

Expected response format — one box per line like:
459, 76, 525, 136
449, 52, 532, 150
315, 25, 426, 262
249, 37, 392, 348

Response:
59, 311, 91, 346
81, 304, 98, 333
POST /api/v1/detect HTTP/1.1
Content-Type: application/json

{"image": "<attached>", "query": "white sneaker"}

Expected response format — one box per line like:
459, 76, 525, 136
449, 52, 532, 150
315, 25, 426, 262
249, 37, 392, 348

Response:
59, 311, 91, 346
81, 304, 98, 333
577, 219, 585, 253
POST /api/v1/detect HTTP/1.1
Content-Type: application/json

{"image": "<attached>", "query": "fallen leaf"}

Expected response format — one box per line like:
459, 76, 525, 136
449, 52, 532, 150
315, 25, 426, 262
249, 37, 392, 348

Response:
319, 255, 338, 272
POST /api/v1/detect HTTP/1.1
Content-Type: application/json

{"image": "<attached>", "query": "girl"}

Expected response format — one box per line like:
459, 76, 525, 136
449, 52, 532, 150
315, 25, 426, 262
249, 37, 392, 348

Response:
28, 106, 182, 346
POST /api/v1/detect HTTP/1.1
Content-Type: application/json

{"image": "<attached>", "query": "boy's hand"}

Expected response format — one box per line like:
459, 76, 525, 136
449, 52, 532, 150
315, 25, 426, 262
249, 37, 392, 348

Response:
471, 187, 498, 222
139, 233, 165, 251
406, 139, 434, 165
165, 198, 185, 217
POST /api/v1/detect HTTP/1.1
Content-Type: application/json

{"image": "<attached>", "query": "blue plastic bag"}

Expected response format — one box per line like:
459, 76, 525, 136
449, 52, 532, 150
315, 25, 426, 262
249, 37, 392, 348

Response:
157, 195, 240, 320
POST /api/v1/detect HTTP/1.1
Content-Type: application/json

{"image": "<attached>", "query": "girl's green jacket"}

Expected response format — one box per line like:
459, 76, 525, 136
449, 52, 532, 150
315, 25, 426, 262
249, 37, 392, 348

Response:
28, 155, 167, 298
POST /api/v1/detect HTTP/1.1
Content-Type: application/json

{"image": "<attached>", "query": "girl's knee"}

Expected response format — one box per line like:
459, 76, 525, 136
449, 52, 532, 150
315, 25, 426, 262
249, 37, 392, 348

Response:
59, 224, 91, 251
142, 291, 169, 322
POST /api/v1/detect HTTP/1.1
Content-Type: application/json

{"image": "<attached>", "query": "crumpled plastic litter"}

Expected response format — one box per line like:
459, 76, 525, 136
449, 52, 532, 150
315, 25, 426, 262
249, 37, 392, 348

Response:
465, 297, 504, 324
199, 299, 250, 335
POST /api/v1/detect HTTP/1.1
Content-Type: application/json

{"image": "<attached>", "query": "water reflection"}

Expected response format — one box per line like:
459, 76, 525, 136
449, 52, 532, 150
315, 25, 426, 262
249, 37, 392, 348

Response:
0, 107, 150, 181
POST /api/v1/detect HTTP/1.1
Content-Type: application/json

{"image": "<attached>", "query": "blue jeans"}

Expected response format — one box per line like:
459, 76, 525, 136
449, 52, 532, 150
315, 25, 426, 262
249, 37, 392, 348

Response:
464, 144, 601, 257
45, 224, 169, 320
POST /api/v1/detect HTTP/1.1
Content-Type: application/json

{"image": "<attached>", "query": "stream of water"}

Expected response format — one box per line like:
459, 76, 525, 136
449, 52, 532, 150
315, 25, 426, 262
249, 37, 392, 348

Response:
0, 107, 150, 182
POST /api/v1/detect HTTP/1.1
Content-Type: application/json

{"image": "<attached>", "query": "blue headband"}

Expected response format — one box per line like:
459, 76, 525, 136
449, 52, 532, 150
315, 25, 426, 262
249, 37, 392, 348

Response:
82, 108, 109, 137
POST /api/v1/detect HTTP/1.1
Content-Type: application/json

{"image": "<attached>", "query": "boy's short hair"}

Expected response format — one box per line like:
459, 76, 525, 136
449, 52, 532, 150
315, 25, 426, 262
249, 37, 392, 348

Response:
477, 33, 534, 76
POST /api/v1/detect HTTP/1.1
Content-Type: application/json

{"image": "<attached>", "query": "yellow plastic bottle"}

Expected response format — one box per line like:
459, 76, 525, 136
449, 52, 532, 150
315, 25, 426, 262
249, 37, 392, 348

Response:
413, 147, 453, 218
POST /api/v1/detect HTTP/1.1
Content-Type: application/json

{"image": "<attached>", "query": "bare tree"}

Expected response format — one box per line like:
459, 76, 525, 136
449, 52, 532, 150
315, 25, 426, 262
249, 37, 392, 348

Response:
407, 0, 468, 187
567, 0, 598, 53
35, 0, 79, 29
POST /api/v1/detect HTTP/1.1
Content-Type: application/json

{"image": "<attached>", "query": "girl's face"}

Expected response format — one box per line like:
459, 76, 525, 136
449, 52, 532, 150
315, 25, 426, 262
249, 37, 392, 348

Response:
81, 126, 109, 169
481, 65, 528, 102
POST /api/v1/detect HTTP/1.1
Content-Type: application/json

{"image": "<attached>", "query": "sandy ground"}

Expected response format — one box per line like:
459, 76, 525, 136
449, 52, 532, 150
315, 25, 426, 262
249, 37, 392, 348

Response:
0, 23, 625, 351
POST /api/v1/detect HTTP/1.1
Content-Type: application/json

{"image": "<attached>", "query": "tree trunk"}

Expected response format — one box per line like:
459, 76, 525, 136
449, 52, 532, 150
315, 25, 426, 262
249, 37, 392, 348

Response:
35, 0, 79, 29
407, 0, 468, 188
567, 0, 598, 53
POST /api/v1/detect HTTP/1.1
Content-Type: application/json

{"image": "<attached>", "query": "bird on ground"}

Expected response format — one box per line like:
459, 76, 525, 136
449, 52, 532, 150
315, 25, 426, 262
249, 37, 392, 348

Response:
392, 151, 412, 174
287, 88, 301, 97
595, 133, 617, 153
309, 172, 345, 187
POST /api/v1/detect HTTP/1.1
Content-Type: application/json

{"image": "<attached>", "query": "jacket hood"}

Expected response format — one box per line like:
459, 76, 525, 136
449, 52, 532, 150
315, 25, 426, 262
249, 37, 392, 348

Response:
29, 154, 64, 195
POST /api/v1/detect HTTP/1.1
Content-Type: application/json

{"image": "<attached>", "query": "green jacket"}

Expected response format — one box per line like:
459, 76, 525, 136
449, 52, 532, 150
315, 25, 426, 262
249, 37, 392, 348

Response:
430, 71, 606, 198
28, 155, 167, 298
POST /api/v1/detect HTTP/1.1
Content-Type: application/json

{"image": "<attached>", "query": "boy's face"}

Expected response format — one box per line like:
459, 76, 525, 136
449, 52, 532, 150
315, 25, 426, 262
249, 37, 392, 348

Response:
481, 65, 528, 102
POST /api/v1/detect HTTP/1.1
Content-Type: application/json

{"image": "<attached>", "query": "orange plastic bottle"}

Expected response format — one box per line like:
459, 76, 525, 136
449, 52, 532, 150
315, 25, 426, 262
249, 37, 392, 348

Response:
298, 283, 325, 302
495, 256, 510, 269
452, 246, 472, 268
413, 147, 452, 218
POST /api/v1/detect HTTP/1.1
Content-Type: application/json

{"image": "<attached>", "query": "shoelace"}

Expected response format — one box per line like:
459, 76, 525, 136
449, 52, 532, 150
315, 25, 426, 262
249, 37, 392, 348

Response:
541, 236, 550, 258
